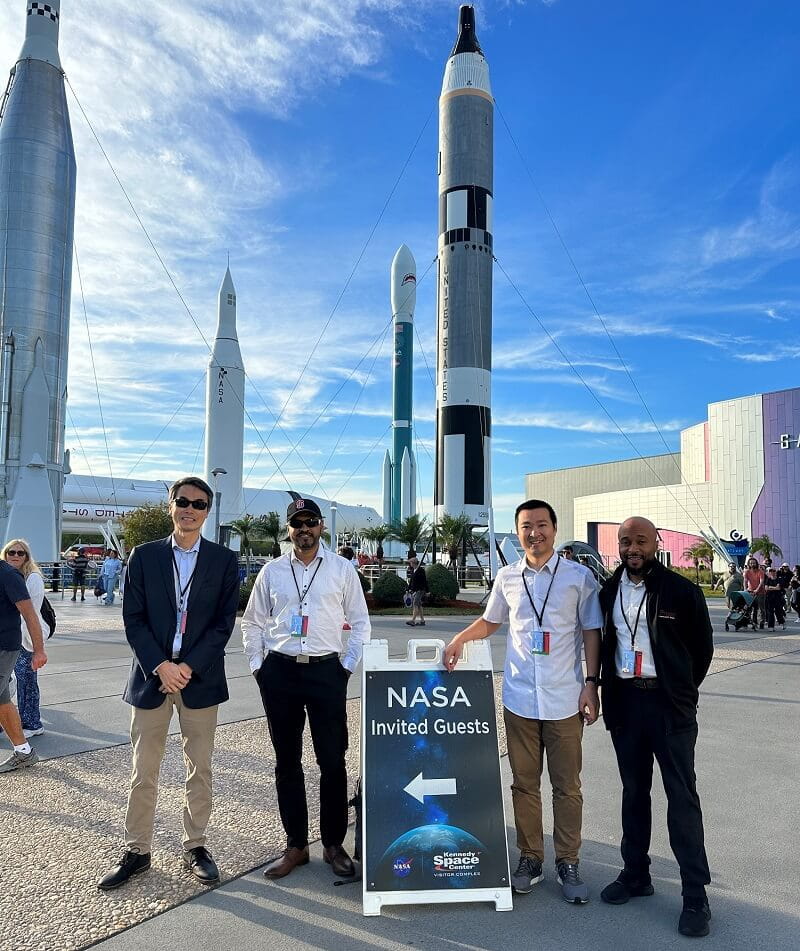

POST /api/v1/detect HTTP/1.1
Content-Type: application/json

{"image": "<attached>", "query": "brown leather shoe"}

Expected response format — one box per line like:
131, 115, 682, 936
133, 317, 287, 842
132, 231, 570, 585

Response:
323, 844, 355, 878
263, 846, 310, 879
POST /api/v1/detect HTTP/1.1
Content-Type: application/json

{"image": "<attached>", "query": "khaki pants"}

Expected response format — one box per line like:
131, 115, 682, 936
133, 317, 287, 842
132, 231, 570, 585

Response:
504, 708, 584, 865
124, 694, 218, 853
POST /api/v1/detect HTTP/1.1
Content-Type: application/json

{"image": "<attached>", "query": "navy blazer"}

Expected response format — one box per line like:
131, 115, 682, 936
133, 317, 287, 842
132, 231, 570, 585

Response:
122, 536, 240, 709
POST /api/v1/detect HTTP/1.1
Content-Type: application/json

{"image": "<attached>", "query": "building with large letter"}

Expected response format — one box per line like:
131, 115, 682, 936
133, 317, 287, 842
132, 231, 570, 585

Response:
525, 387, 800, 568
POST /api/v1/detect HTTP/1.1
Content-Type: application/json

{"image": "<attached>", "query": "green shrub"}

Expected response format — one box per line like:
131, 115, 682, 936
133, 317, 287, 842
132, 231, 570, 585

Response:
371, 570, 407, 605
238, 577, 255, 612
356, 570, 371, 593
426, 562, 459, 602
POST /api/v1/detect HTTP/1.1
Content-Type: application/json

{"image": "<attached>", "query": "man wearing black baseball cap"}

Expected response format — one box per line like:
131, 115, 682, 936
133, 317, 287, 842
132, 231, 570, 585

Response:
242, 497, 370, 880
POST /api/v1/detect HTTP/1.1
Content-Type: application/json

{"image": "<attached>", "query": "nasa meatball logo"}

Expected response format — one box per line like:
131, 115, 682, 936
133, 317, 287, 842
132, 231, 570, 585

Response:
392, 856, 413, 878
432, 850, 481, 877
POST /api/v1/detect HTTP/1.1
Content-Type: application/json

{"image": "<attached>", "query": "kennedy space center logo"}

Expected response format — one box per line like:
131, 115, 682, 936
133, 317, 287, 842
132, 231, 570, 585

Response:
432, 850, 481, 878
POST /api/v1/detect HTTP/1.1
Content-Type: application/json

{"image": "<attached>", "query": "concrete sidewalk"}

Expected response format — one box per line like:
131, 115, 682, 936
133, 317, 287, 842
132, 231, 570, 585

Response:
1, 601, 797, 950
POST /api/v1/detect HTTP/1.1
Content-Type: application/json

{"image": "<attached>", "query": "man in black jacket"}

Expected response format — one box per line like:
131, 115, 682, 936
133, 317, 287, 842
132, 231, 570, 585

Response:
97, 477, 239, 891
599, 517, 714, 938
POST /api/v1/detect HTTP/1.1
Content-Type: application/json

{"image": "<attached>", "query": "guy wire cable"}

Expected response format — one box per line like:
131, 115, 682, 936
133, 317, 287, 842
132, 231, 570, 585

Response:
125, 373, 205, 477
66, 407, 104, 504
66, 77, 312, 492
496, 102, 714, 527
74, 243, 118, 509
494, 254, 709, 533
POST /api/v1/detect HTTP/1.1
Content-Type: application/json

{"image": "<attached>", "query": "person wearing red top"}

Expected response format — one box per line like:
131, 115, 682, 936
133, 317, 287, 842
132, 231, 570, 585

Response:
743, 558, 766, 629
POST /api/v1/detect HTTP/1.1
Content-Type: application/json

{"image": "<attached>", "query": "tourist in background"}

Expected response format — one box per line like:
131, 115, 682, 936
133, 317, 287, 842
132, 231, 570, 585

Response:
406, 557, 428, 627
100, 550, 123, 606
3, 539, 49, 738
70, 547, 89, 602
743, 558, 766, 629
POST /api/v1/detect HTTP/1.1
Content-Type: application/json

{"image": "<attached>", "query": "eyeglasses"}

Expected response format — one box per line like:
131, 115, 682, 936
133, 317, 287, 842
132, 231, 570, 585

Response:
5, 549, 27, 557
172, 497, 209, 510
289, 516, 321, 528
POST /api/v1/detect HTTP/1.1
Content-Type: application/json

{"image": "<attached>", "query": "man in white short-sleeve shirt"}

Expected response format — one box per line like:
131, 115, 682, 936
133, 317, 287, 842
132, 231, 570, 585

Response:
444, 499, 601, 904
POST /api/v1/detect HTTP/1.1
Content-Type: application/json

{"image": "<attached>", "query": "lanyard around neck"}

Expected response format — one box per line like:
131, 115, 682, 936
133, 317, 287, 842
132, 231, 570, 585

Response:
172, 548, 198, 610
619, 579, 647, 648
291, 557, 322, 608
521, 556, 560, 629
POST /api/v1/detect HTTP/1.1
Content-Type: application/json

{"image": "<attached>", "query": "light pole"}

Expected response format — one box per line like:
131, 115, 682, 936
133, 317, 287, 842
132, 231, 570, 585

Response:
211, 467, 227, 545
329, 503, 337, 552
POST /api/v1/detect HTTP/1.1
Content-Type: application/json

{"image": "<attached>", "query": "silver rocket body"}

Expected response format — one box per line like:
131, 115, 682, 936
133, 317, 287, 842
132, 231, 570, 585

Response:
0, 0, 76, 559
434, 5, 493, 527
203, 266, 245, 540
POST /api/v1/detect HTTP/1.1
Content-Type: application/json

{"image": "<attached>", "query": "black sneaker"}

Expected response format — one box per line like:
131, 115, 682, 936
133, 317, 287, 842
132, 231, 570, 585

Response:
600, 872, 654, 905
97, 850, 151, 890
678, 897, 711, 937
511, 855, 544, 894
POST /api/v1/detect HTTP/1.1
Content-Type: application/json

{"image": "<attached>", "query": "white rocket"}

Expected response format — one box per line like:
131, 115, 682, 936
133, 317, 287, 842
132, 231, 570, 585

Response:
381, 245, 417, 524
203, 267, 245, 539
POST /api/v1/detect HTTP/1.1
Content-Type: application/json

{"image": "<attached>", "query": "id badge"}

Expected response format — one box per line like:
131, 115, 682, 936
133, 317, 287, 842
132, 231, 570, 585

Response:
290, 614, 308, 638
531, 630, 550, 655
621, 649, 643, 675
177, 609, 187, 635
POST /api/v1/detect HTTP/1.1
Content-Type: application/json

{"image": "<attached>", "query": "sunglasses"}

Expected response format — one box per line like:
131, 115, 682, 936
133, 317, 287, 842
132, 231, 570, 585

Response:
172, 497, 209, 510
5, 549, 27, 557
289, 516, 321, 528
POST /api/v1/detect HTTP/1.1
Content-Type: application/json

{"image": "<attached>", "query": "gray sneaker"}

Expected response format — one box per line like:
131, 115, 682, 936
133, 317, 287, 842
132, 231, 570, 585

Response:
557, 861, 589, 903
512, 855, 544, 894
0, 748, 39, 774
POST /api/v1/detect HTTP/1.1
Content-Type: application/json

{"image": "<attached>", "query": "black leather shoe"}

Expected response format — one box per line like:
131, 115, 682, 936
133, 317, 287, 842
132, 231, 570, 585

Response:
264, 845, 310, 879
679, 897, 711, 937
97, 850, 151, 890
183, 846, 220, 884
323, 844, 355, 878
600, 874, 654, 905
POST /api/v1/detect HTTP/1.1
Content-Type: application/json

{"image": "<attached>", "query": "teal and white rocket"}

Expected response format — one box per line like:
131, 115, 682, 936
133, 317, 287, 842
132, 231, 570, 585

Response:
382, 245, 417, 524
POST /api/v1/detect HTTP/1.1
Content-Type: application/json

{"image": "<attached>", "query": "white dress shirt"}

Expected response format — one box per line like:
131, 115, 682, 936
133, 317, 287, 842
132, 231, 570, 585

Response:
484, 551, 602, 721
171, 535, 200, 658
613, 571, 657, 678
241, 545, 370, 674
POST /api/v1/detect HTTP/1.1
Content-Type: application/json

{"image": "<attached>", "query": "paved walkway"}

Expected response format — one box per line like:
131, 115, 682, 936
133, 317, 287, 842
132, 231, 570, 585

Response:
0, 598, 797, 950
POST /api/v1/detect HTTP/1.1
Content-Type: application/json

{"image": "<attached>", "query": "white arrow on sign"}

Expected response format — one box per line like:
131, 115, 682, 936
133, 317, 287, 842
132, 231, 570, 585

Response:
403, 772, 458, 804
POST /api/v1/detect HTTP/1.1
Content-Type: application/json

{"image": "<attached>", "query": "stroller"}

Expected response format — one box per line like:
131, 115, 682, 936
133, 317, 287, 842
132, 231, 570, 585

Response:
725, 590, 756, 632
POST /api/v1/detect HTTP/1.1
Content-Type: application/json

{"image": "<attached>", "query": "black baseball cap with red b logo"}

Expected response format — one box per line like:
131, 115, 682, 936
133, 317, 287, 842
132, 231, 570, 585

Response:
286, 498, 323, 521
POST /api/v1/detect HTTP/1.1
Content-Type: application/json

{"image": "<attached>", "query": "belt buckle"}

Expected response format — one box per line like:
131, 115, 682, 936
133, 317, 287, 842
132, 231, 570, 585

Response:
296, 653, 310, 664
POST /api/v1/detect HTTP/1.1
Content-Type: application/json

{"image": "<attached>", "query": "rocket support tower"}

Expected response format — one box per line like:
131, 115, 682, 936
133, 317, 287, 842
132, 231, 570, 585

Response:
0, 0, 76, 558
434, 5, 493, 527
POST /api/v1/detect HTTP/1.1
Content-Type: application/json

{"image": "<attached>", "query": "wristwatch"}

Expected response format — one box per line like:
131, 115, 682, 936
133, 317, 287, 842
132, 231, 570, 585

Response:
584, 675, 599, 685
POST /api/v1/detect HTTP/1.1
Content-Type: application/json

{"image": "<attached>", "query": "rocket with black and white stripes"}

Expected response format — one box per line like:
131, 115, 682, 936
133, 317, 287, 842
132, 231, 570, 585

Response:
434, 5, 493, 527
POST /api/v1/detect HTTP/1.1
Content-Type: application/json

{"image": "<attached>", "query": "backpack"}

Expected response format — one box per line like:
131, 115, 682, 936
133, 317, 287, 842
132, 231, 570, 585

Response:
40, 596, 56, 638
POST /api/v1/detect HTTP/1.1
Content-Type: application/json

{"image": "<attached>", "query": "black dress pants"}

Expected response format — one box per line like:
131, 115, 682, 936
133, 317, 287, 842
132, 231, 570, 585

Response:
257, 652, 350, 850
610, 683, 710, 898
765, 592, 786, 629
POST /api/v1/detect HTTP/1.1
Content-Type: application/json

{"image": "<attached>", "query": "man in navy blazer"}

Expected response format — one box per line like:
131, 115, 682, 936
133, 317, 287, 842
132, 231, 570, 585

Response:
98, 476, 239, 891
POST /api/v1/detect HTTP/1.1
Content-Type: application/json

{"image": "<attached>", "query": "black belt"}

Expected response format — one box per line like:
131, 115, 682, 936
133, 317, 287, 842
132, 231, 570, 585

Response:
619, 676, 659, 690
268, 650, 338, 665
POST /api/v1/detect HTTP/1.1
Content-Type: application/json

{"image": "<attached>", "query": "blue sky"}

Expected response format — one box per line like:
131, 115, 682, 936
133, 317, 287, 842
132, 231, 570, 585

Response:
1, 0, 798, 532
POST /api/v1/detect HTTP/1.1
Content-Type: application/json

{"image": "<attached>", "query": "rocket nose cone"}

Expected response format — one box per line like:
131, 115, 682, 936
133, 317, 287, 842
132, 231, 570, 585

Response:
391, 245, 417, 316
451, 5, 482, 56
19, 0, 63, 69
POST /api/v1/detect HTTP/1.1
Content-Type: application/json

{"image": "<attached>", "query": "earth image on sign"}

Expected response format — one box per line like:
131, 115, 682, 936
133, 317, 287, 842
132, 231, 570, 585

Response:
376, 824, 487, 889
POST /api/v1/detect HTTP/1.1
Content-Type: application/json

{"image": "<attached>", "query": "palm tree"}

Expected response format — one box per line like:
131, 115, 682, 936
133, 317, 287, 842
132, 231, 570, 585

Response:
389, 514, 428, 559
230, 514, 264, 577
362, 524, 390, 564
436, 513, 473, 571
258, 511, 283, 559
682, 541, 714, 585
749, 534, 782, 566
